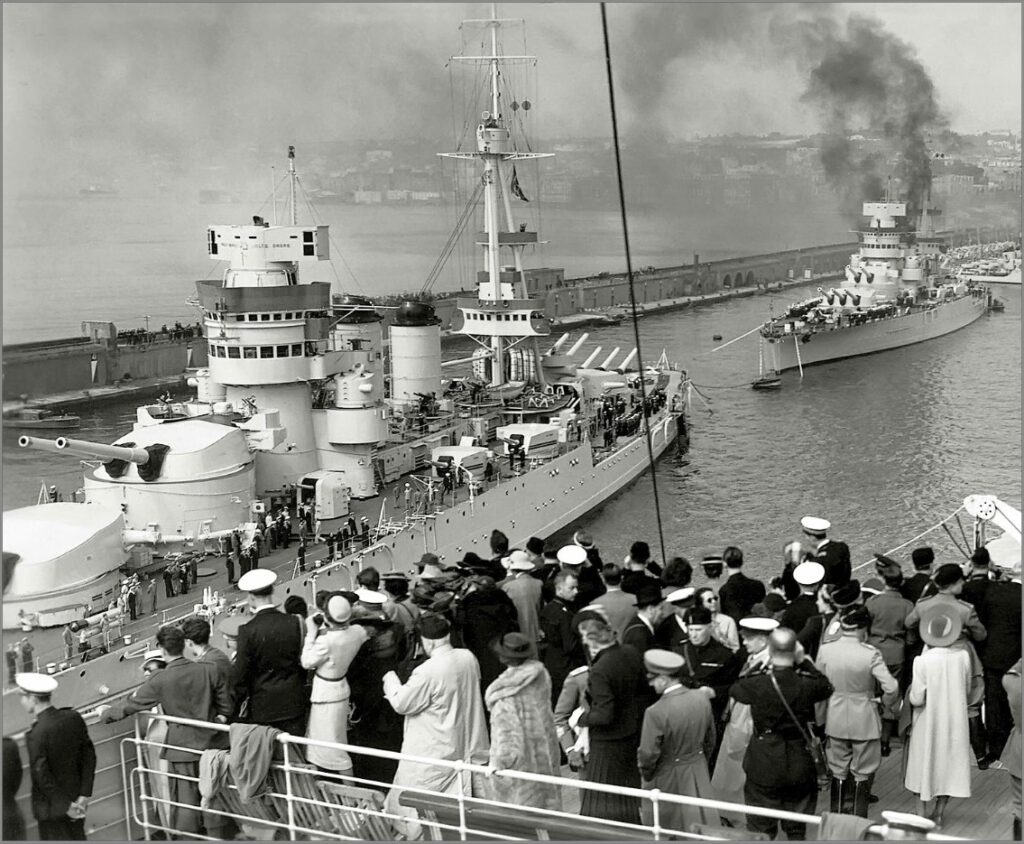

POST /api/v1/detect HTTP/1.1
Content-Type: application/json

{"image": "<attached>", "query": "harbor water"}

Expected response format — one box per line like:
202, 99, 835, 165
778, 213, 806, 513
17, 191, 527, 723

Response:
4, 268, 1019, 586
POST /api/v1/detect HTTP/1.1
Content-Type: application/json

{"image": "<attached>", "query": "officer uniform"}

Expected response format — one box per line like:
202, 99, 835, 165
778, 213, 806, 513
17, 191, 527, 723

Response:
801, 516, 851, 586
231, 569, 309, 735
729, 645, 834, 841
781, 562, 825, 634
637, 650, 720, 833
19, 674, 96, 841
817, 607, 899, 816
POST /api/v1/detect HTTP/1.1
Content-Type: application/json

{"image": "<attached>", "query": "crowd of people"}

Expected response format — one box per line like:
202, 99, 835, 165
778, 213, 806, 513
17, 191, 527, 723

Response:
4, 515, 1021, 841
116, 321, 203, 347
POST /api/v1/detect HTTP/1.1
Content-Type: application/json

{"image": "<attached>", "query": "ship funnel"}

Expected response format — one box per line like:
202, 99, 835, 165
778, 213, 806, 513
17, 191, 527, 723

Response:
55, 437, 150, 465
18, 435, 65, 455
581, 347, 603, 369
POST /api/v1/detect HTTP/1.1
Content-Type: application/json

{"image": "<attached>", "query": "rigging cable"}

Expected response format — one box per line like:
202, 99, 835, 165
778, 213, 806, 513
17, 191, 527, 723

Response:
850, 504, 968, 573
601, 3, 668, 567
421, 180, 485, 294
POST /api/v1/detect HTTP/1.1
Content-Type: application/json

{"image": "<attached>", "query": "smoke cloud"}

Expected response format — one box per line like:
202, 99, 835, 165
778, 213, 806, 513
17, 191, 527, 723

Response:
792, 12, 948, 212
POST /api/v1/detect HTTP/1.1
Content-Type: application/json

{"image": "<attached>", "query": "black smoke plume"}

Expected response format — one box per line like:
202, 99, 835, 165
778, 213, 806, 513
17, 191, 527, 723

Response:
792, 13, 947, 214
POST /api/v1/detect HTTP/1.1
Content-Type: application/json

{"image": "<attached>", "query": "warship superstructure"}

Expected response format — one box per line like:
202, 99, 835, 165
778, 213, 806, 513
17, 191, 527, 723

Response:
6, 13, 690, 653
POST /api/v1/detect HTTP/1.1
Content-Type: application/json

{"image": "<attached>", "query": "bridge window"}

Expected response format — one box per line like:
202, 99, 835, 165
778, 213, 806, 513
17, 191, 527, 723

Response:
247, 314, 257, 322
260, 314, 270, 321
227, 346, 240, 359
260, 346, 273, 359
291, 343, 303, 356
243, 347, 257, 359
277, 345, 289, 357
273, 313, 282, 320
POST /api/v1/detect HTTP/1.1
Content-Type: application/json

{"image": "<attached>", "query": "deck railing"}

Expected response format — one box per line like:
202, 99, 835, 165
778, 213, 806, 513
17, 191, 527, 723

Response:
101, 711, 964, 843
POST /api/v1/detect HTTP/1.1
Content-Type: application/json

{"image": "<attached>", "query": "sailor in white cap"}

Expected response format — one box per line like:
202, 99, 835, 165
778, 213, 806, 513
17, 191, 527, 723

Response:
737, 617, 780, 668
300, 595, 368, 775
637, 650, 719, 831
231, 568, 309, 735
557, 544, 589, 567
800, 516, 851, 586
658, 587, 696, 651
502, 549, 543, 646
18, 673, 96, 839
780, 562, 824, 634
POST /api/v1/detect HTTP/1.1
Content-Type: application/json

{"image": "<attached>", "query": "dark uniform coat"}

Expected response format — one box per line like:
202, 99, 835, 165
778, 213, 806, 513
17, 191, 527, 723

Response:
900, 571, 933, 605
24, 707, 96, 822
729, 662, 834, 788
780, 594, 818, 637
231, 607, 308, 726
621, 615, 657, 654
815, 540, 851, 586
678, 638, 744, 727
538, 596, 585, 700
718, 572, 767, 623
455, 586, 520, 696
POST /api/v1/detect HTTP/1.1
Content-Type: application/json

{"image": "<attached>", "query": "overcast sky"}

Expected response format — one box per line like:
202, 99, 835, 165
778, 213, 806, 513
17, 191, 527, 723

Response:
3, 3, 1020, 195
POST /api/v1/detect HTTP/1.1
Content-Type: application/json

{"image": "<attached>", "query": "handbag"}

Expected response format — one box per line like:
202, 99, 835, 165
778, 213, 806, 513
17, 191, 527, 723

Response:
768, 671, 831, 789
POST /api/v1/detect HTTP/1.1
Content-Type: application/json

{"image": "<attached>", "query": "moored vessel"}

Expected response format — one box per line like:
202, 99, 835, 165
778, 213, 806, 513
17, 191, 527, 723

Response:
759, 198, 992, 374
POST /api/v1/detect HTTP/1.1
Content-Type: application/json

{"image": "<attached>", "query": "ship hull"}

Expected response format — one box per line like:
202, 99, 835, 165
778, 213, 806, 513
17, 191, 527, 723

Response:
767, 293, 988, 372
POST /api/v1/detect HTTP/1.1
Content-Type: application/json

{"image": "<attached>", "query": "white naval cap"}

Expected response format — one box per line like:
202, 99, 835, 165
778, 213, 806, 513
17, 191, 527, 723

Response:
793, 561, 825, 586
355, 588, 387, 605
800, 516, 831, 536
237, 568, 278, 593
665, 587, 696, 604
15, 673, 58, 696
557, 545, 588, 566
738, 617, 780, 635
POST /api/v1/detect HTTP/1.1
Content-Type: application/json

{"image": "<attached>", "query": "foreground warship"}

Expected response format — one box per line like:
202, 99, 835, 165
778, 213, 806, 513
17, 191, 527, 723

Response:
5, 12, 689, 687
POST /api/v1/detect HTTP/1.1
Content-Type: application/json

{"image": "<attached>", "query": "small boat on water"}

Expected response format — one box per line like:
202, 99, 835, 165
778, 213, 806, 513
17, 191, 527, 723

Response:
2, 409, 81, 430
750, 375, 782, 391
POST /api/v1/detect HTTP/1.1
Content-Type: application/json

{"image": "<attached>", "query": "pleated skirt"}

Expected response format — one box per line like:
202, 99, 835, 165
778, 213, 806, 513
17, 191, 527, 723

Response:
580, 739, 642, 824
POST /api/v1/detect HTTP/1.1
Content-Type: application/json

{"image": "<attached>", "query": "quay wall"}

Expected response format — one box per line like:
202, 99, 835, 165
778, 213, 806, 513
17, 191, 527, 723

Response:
2, 337, 208, 403
3, 226, 1014, 402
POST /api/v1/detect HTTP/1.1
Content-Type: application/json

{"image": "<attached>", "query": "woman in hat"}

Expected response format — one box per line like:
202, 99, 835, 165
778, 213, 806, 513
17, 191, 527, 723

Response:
300, 596, 369, 776
483, 633, 561, 810
903, 605, 978, 828
694, 587, 740, 653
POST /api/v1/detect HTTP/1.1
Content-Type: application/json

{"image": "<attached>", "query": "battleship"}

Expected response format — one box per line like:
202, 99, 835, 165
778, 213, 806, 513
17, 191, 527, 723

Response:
758, 198, 994, 374
4, 13, 690, 707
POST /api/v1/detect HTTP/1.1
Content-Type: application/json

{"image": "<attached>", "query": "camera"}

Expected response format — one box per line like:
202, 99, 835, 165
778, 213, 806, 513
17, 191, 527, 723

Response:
312, 612, 325, 626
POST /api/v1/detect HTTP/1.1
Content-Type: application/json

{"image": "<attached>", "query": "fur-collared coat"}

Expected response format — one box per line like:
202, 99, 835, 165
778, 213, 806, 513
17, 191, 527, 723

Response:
484, 659, 562, 810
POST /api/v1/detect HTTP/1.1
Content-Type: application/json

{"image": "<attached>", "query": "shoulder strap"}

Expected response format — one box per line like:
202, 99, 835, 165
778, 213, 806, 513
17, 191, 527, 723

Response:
768, 671, 813, 744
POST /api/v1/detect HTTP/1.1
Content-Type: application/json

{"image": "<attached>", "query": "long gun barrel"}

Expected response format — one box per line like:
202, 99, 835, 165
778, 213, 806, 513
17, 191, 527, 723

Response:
17, 436, 65, 455
54, 437, 150, 465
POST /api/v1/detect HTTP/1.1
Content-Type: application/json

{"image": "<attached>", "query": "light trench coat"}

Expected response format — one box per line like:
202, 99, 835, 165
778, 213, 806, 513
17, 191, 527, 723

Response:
385, 642, 490, 832
710, 647, 770, 823
904, 645, 978, 802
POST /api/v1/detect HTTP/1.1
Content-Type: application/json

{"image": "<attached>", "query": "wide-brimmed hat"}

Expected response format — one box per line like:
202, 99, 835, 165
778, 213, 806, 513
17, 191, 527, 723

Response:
493, 632, 536, 661
919, 604, 962, 647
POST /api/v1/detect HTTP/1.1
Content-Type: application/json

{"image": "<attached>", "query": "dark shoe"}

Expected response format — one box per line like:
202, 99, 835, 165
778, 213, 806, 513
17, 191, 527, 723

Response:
880, 742, 891, 757
1013, 817, 1021, 840
977, 754, 992, 770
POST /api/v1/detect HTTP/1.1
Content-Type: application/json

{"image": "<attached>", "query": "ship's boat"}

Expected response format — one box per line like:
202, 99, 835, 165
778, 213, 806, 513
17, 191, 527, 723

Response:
1, 408, 81, 429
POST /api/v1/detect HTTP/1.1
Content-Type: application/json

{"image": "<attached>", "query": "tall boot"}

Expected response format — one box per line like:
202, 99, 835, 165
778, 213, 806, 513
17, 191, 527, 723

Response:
880, 718, 896, 757
1013, 816, 1021, 841
829, 777, 847, 813
852, 779, 872, 819
969, 715, 989, 768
